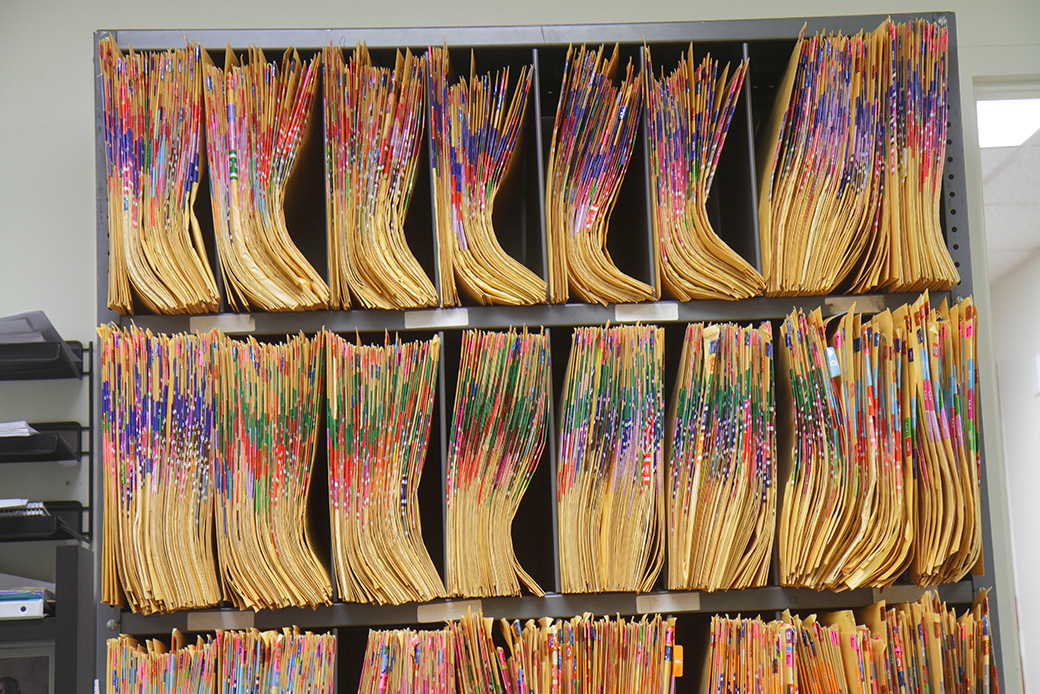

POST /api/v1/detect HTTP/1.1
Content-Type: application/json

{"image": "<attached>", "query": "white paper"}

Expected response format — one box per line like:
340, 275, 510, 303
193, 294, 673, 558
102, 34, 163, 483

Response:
0, 421, 37, 437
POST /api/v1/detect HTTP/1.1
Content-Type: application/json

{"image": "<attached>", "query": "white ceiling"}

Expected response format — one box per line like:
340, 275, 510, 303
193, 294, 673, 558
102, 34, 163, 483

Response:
982, 128, 1040, 279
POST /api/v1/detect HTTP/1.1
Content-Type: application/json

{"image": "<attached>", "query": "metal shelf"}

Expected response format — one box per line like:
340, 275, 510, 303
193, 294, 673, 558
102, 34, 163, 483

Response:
0, 616, 56, 642
0, 422, 81, 464
101, 14, 949, 52
0, 501, 87, 543
91, 12, 1009, 692
0, 340, 82, 380
113, 293, 932, 336
117, 580, 975, 636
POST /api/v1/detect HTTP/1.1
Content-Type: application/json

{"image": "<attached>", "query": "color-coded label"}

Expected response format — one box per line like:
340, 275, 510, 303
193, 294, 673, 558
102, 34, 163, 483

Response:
826, 346, 841, 378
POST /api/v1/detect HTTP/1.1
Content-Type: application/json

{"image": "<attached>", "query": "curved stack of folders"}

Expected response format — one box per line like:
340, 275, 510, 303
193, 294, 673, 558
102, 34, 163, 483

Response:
99, 18, 958, 316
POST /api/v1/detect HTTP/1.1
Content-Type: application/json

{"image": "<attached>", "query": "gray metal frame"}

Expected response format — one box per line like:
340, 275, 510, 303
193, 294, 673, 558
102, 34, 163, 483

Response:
94, 12, 1002, 691
0, 545, 94, 693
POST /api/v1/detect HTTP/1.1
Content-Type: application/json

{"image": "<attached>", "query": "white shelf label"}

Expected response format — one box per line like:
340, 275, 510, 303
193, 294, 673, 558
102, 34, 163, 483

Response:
187, 609, 255, 631
614, 302, 678, 323
871, 585, 928, 605
417, 598, 482, 623
405, 308, 470, 330
825, 295, 885, 315
635, 592, 700, 613
189, 314, 256, 334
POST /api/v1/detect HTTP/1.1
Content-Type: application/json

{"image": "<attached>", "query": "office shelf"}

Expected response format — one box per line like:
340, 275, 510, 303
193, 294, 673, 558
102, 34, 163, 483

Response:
116, 292, 934, 336
0, 501, 87, 543
0, 422, 81, 463
0, 616, 56, 641
0, 340, 83, 380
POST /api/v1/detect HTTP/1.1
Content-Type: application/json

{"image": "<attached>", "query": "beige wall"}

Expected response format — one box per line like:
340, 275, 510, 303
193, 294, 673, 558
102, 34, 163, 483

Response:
1, 0, 1036, 687
992, 251, 1040, 690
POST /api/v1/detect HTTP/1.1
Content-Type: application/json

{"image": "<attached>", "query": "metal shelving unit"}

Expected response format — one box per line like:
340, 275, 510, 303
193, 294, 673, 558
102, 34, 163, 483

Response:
94, 12, 1004, 691
0, 344, 95, 545
0, 321, 94, 693
0, 547, 92, 692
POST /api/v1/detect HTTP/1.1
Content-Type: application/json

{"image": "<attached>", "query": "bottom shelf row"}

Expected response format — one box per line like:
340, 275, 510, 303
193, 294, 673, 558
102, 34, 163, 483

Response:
108, 589, 994, 694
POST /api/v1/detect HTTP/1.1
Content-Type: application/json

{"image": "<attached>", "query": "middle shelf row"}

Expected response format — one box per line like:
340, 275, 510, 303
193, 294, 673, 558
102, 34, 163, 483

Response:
99, 290, 982, 617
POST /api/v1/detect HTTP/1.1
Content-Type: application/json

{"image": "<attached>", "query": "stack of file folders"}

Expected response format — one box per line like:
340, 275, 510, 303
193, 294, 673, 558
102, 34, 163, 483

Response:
759, 19, 958, 296
444, 328, 550, 597
323, 45, 438, 310
777, 293, 981, 590
667, 322, 775, 591
358, 609, 678, 694
545, 45, 654, 305
325, 331, 445, 604
430, 48, 546, 307
106, 628, 336, 694
703, 590, 994, 694
557, 324, 664, 593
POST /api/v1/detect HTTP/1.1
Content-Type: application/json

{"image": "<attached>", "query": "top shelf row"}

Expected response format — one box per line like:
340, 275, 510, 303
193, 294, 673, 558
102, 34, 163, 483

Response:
95, 13, 971, 330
